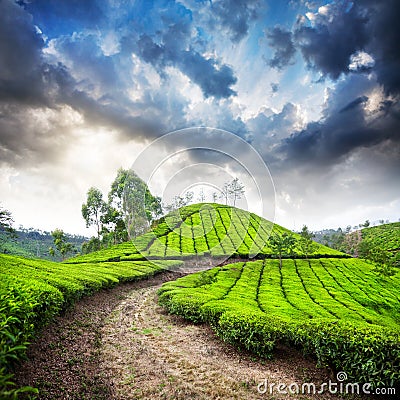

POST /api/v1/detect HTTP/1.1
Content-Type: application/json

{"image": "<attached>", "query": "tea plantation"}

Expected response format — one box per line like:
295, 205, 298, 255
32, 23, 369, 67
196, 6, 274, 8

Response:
67, 203, 344, 263
0, 254, 182, 397
361, 222, 400, 252
159, 257, 400, 388
1, 203, 399, 395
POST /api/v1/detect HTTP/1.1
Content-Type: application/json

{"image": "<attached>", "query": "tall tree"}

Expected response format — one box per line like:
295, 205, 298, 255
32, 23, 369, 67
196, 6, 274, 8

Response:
358, 241, 399, 278
109, 168, 162, 239
82, 187, 107, 238
299, 225, 317, 259
0, 206, 15, 234
229, 178, 245, 206
268, 232, 296, 268
49, 229, 75, 260
0, 206, 16, 251
184, 191, 194, 205
220, 182, 230, 205
197, 188, 206, 202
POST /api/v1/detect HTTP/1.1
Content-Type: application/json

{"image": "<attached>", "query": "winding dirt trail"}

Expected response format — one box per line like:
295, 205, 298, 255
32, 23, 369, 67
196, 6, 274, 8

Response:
14, 268, 363, 399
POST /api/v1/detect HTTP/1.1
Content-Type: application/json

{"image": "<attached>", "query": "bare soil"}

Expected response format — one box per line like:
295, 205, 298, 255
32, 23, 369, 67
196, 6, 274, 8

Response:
13, 268, 370, 399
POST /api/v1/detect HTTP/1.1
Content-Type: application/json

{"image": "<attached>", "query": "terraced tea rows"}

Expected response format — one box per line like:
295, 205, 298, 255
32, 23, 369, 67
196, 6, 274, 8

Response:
159, 257, 400, 387
361, 222, 400, 252
68, 203, 343, 264
0, 254, 182, 397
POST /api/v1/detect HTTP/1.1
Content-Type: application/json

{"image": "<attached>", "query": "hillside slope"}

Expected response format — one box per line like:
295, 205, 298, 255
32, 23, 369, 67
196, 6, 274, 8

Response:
67, 203, 344, 263
361, 222, 400, 252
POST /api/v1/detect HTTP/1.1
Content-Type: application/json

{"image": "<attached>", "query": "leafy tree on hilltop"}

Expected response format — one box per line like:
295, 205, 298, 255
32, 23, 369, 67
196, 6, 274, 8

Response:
268, 232, 296, 268
81, 168, 162, 252
49, 229, 76, 260
108, 168, 162, 239
82, 187, 107, 238
0, 206, 14, 232
299, 225, 317, 259
229, 178, 245, 206
220, 182, 230, 205
219, 178, 245, 206
0, 206, 17, 251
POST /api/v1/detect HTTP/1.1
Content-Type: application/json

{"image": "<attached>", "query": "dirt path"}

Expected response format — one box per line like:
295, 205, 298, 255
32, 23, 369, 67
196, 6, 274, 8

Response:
14, 268, 366, 399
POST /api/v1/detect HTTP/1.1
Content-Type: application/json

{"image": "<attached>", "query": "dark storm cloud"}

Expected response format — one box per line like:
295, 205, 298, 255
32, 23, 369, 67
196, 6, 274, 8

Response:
339, 96, 368, 113
270, 83, 279, 93
210, 0, 259, 42
266, 27, 296, 70
357, 0, 400, 96
290, 0, 400, 95
0, 1, 191, 166
270, 0, 400, 171
280, 95, 400, 167
179, 52, 237, 99
293, 2, 369, 79
0, 0, 51, 105
120, 0, 238, 99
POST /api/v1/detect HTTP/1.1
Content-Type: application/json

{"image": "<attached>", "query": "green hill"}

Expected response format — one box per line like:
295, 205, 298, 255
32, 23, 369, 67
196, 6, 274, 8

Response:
67, 203, 344, 263
361, 222, 400, 252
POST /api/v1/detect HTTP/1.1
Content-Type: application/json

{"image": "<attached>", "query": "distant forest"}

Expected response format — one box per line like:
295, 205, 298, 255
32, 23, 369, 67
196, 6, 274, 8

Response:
0, 227, 87, 261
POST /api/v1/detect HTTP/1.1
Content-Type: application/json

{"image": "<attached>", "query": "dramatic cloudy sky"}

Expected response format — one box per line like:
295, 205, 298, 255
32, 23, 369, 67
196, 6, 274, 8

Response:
1, 0, 399, 236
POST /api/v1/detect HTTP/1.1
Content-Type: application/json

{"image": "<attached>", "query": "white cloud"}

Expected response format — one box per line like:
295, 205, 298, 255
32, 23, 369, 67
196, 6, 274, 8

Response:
349, 51, 375, 71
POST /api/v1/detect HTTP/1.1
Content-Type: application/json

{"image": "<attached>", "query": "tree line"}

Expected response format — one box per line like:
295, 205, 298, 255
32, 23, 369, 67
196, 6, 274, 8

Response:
166, 177, 245, 211
81, 168, 162, 254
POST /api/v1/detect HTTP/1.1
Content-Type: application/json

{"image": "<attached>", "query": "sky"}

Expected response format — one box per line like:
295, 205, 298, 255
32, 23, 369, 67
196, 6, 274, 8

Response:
0, 0, 399, 236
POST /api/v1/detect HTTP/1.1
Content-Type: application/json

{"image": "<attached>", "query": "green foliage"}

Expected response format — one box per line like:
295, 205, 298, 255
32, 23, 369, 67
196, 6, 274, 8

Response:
361, 222, 400, 251
109, 168, 161, 239
0, 207, 14, 234
0, 253, 183, 395
73, 203, 343, 262
359, 243, 399, 277
0, 227, 85, 261
159, 258, 400, 387
298, 225, 318, 259
0, 207, 17, 255
357, 223, 400, 277
81, 168, 163, 255
268, 232, 296, 267
82, 187, 107, 238
49, 229, 76, 260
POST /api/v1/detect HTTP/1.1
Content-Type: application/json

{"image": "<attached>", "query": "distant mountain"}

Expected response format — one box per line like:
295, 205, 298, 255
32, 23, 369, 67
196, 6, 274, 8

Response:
0, 227, 87, 261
